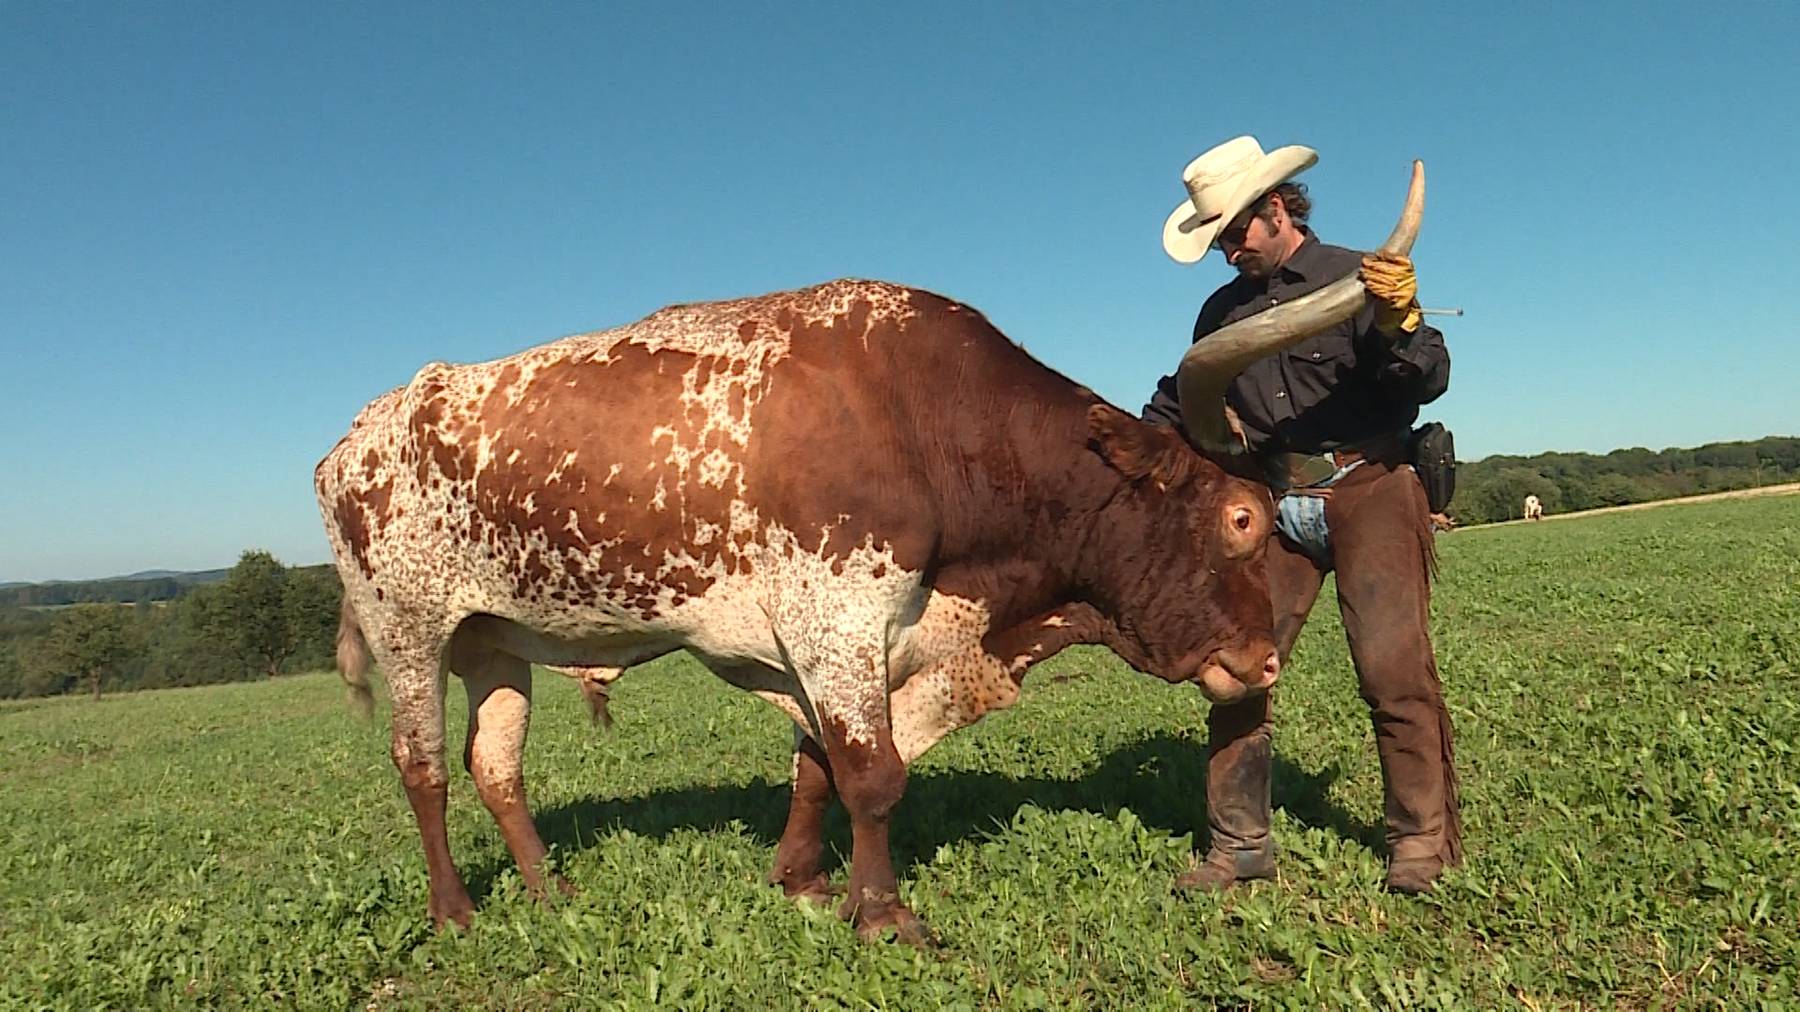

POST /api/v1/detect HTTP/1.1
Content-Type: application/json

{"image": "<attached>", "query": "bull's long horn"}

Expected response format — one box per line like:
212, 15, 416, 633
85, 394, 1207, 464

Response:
1178, 160, 1425, 453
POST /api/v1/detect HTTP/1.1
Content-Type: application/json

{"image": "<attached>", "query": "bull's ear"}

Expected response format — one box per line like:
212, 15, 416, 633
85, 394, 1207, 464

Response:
1087, 405, 1193, 490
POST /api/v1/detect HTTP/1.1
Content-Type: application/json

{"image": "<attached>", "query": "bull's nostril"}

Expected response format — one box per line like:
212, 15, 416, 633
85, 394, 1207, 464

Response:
1262, 652, 1280, 681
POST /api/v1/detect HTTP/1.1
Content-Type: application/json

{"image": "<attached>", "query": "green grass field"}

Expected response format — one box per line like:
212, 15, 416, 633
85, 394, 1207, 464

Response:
3, 496, 1796, 1009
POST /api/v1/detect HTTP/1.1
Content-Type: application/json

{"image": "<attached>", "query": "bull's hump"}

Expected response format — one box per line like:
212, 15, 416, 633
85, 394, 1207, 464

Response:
407, 278, 928, 465
575, 278, 922, 361
381, 280, 922, 406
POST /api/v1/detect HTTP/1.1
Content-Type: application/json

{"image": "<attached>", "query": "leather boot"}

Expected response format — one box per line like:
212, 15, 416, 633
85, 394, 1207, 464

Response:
1377, 699, 1462, 895
1175, 697, 1274, 893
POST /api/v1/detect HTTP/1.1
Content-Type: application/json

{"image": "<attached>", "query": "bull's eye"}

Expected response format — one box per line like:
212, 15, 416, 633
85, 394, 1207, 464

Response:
1218, 499, 1266, 559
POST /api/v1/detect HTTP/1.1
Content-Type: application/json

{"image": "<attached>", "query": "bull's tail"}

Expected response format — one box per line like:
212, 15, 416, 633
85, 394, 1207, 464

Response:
579, 679, 615, 730
335, 595, 376, 719
576, 667, 622, 730
553, 666, 623, 730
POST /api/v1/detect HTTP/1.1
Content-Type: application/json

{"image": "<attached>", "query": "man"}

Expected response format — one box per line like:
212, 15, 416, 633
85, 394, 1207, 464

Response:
1143, 136, 1461, 894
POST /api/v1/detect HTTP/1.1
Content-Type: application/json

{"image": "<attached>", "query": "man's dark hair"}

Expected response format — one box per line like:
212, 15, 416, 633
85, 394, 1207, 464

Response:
1254, 182, 1311, 225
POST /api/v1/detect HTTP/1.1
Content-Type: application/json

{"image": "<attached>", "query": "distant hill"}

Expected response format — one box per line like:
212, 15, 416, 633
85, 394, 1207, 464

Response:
1449, 435, 1800, 524
0, 568, 231, 608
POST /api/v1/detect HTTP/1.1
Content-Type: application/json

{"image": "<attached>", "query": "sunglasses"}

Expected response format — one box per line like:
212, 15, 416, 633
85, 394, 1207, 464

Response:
1212, 195, 1273, 252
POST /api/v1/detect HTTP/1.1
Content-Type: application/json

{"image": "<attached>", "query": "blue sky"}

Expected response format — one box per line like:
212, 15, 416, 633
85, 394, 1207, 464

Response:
3, 2, 1795, 582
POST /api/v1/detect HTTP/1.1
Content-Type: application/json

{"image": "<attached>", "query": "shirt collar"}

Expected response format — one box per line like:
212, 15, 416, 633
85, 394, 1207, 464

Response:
1276, 228, 1324, 282
1229, 227, 1322, 296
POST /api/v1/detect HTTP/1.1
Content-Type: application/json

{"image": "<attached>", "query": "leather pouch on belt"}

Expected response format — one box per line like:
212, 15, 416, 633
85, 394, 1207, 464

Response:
1408, 422, 1457, 513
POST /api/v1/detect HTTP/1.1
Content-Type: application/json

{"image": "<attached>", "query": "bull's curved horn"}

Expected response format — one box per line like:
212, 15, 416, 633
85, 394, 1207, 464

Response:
1178, 160, 1425, 453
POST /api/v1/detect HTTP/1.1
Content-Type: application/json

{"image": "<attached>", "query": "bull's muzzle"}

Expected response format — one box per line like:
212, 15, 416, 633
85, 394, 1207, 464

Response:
1188, 640, 1281, 704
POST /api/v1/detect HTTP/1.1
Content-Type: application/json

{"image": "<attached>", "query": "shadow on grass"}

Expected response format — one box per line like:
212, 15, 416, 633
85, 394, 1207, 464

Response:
464, 734, 1379, 896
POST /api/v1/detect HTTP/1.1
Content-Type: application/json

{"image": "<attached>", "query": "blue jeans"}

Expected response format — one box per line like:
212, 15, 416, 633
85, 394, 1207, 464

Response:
1274, 460, 1364, 563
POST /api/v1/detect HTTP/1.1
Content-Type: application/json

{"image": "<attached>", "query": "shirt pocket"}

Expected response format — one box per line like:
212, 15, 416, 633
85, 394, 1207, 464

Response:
1283, 333, 1357, 408
1286, 333, 1355, 374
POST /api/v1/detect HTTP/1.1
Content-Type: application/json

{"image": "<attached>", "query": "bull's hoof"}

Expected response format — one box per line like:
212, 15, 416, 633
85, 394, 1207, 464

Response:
853, 903, 933, 946
771, 871, 840, 905
527, 872, 579, 903
841, 891, 933, 946
428, 889, 476, 930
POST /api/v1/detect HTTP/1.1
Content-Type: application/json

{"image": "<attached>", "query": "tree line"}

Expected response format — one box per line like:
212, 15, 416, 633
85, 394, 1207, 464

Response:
0, 552, 339, 700
0, 569, 229, 608
1446, 436, 1799, 525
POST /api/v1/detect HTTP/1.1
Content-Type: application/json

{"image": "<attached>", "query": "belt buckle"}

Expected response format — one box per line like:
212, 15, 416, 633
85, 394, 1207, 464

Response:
1290, 454, 1339, 487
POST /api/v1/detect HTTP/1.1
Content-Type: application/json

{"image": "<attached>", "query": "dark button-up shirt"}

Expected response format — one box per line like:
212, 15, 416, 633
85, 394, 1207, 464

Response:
1142, 230, 1450, 455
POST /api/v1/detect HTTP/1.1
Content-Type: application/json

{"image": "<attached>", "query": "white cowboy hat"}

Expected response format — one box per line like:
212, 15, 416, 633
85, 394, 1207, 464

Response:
1162, 135, 1318, 264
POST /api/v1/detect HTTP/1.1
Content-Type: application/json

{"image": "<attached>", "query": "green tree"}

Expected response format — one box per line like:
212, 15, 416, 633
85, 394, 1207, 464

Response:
143, 584, 241, 687
283, 566, 342, 673
1604, 447, 1658, 475
1695, 443, 1757, 470
1762, 437, 1800, 472
0, 639, 20, 699
1588, 473, 1650, 507
215, 551, 295, 678
1556, 474, 1596, 512
208, 553, 343, 679
46, 604, 135, 700
1455, 467, 1561, 523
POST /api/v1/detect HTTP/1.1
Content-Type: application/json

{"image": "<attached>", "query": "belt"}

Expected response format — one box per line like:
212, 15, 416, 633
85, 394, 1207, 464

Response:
1268, 431, 1409, 489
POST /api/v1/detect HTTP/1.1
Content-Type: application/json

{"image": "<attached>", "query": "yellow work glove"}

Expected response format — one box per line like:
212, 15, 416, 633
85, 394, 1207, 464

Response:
1361, 253, 1422, 337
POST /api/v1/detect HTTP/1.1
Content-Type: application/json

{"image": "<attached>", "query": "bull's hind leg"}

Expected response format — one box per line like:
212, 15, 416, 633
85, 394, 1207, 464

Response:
452, 639, 570, 901
380, 635, 477, 929
768, 730, 839, 903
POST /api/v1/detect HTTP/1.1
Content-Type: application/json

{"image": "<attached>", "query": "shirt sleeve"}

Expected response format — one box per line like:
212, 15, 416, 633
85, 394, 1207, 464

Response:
1140, 370, 1184, 429
1355, 300, 1450, 407
1140, 295, 1232, 432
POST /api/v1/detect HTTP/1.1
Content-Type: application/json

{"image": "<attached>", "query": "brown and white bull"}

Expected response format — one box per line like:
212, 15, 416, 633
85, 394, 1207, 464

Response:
317, 166, 1424, 940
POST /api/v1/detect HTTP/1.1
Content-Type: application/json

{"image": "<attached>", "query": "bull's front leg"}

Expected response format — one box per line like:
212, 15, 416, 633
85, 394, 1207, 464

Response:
818, 712, 923, 942
767, 731, 840, 904
766, 603, 1111, 921
800, 648, 927, 944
